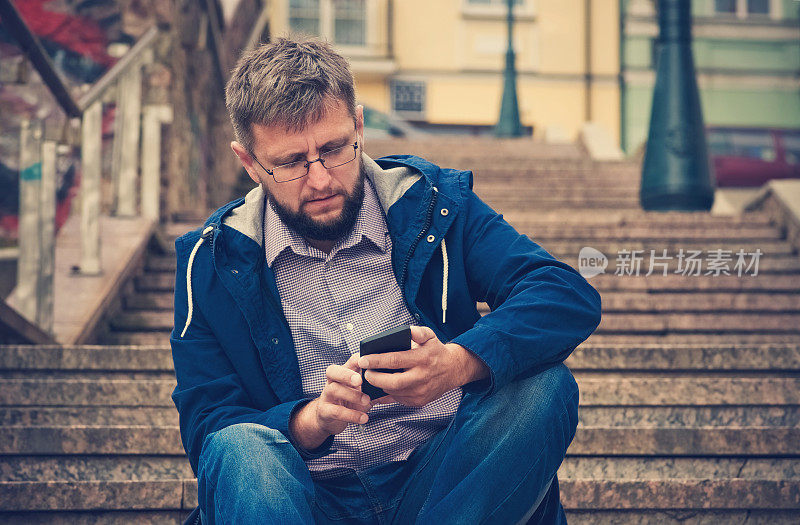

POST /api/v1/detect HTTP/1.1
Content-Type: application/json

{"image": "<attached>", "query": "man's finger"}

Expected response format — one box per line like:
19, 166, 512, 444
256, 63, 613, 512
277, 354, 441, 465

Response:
364, 367, 422, 392
324, 381, 371, 411
410, 325, 437, 345
319, 402, 368, 425
358, 349, 419, 370
326, 364, 362, 387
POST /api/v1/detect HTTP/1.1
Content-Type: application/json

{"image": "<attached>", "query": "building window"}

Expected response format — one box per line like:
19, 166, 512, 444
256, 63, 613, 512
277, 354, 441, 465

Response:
334, 0, 366, 45
467, 0, 523, 5
289, 0, 320, 36
391, 80, 425, 116
714, 0, 773, 17
289, 0, 366, 46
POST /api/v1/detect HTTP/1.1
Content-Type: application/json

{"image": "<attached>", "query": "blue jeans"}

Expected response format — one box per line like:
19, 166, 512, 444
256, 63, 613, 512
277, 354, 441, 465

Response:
197, 364, 578, 524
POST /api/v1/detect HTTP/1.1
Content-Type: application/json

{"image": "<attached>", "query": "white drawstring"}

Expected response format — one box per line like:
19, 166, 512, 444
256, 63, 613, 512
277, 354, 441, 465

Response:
441, 239, 448, 324
180, 227, 212, 338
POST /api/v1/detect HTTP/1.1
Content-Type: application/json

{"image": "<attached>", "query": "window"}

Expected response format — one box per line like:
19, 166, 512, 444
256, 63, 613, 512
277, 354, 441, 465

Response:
467, 0, 523, 5
714, 0, 774, 17
708, 129, 776, 161
391, 80, 425, 116
288, 0, 366, 46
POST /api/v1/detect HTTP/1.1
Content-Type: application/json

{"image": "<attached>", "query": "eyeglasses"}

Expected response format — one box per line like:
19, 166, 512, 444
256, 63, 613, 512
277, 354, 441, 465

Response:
250, 141, 359, 183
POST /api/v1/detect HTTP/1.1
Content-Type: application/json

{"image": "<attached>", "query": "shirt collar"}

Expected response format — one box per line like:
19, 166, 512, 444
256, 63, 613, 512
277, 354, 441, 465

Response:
264, 178, 388, 266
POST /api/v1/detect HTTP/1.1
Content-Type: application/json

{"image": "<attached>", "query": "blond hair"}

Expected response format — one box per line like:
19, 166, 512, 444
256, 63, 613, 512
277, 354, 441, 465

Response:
225, 37, 357, 152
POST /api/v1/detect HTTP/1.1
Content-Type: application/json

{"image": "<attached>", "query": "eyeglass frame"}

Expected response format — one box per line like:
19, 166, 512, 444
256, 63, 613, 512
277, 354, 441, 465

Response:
248, 141, 360, 183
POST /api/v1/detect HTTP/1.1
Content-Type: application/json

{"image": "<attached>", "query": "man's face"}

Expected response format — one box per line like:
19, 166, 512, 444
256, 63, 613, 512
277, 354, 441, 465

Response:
233, 99, 365, 243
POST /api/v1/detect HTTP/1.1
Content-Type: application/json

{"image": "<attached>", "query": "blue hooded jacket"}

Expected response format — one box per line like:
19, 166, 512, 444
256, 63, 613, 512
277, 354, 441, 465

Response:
170, 154, 602, 475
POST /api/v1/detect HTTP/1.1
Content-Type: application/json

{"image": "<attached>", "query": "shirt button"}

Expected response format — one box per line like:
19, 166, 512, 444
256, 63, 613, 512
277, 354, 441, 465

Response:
440, 208, 449, 216
345, 323, 354, 332
426, 234, 435, 243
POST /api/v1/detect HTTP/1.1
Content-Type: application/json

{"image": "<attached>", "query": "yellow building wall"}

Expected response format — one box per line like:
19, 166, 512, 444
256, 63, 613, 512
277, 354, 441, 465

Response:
267, 0, 621, 146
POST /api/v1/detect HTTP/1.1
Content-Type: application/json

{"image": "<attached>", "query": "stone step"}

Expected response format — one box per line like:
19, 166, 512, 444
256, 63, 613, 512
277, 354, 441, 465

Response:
534, 239, 792, 256
559, 456, 800, 480
480, 293, 800, 313
0, 345, 173, 371
102, 332, 177, 346
585, 333, 800, 344
0, 510, 190, 525
502, 210, 775, 227
145, 256, 176, 273
134, 270, 800, 294
475, 187, 638, 200
520, 226, 783, 241
577, 406, 800, 428
3, 375, 796, 407
547, 255, 800, 274
0, 407, 178, 426
0, 424, 796, 457
125, 292, 174, 311
1, 456, 193, 482
564, 510, 800, 524
4, 344, 797, 372
596, 313, 800, 334
107, 309, 800, 334
486, 197, 641, 210
1, 479, 796, 517
588, 274, 800, 292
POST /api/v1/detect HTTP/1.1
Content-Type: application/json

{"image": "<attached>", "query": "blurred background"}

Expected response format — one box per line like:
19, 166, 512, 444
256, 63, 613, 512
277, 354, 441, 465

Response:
1, 1, 799, 523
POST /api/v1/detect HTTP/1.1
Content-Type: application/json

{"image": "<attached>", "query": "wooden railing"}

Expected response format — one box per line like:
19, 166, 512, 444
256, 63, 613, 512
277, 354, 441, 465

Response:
0, 0, 171, 335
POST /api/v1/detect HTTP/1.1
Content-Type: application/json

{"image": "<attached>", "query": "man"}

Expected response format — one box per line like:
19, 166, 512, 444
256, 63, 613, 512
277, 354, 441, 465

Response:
171, 38, 601, 525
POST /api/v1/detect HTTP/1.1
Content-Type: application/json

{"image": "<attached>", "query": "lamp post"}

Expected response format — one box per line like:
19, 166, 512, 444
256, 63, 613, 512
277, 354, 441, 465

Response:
640, 0, 715, 211
494, 0, 524, 137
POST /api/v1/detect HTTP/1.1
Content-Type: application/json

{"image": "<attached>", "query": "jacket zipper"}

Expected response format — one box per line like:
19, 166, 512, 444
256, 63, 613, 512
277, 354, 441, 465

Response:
399, 186, 438, 291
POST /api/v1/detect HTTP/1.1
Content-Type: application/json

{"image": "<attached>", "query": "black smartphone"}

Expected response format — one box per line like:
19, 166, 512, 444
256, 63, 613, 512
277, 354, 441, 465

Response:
359, 325, 412, 400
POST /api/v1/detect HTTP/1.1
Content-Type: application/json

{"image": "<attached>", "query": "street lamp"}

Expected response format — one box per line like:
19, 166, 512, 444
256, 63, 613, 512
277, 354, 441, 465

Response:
494, 0, 524, 137
640, 0, 715, 210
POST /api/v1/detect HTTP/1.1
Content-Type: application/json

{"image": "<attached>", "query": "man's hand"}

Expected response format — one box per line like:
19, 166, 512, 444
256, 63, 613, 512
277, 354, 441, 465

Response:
359, 326, 489, 407
290, 353, 374, 450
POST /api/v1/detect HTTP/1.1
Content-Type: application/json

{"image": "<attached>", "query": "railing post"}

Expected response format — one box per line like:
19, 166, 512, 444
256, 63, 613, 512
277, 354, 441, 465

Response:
38, 139, 57, 333
16, 119, 43, 323
80, 101, 103, 275
141, 104, 173, 223
116, 65, 142, 217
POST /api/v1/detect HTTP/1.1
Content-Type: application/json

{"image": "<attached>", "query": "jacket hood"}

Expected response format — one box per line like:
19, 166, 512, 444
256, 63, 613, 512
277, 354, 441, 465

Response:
205, 153, 444, 246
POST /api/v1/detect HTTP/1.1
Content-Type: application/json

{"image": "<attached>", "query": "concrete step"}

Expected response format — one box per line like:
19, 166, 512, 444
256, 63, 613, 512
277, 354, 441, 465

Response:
577, 406, 800, 428
125, 292, 174, 311
502, 210, 775, 227
584, 293, 800, 312
564, 510, 800, 524
585, 333, 800, 344
521, 225, 783, 241
548, 255, 800, 274
102, 332, 172, 345
534, 239, 793, 256
0, 407, 178, 426
4, 374, 795, 408
1, 456, 193, 482
108, 309, 800, 334
596, 313, 800, 334
0, 510, 190, 524
4, 343, 797, 372
0, 424, 796, 458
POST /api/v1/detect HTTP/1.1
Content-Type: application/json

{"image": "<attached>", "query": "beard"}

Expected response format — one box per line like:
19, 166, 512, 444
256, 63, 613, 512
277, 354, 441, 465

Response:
266, 158, 365, 242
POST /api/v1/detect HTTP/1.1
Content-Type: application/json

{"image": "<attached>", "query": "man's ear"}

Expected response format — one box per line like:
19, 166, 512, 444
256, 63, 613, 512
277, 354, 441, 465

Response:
231, 141, 261, 185
355, 104, 365, 146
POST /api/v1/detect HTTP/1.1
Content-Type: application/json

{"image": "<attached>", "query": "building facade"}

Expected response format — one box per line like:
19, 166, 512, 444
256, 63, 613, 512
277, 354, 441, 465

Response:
622, 0, 800, 153
266, 0, 620, 141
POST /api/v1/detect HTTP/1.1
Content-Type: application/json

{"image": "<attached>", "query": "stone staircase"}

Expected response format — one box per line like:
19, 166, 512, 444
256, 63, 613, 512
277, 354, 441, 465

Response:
1, 138, 799, 522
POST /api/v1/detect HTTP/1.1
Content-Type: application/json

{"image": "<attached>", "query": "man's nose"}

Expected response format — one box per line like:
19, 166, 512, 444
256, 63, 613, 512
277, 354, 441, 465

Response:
305, 159, 333, 189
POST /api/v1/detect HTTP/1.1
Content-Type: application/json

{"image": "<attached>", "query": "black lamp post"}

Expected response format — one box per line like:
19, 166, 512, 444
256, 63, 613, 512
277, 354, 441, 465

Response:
640, 0, 715, 210
494, 0, 524, 137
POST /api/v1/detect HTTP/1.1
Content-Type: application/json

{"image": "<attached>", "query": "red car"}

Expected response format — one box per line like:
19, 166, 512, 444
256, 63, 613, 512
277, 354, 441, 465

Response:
707, 128, 800, 187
